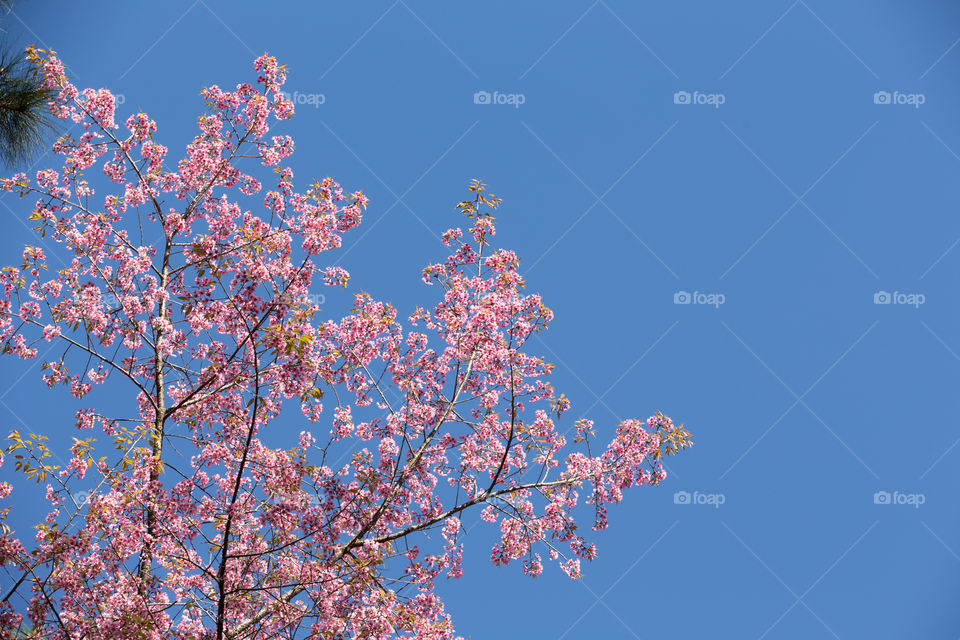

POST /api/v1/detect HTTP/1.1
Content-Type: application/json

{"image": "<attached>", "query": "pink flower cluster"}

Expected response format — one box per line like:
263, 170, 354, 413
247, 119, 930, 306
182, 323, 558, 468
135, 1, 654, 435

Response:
0, 52, 689, 640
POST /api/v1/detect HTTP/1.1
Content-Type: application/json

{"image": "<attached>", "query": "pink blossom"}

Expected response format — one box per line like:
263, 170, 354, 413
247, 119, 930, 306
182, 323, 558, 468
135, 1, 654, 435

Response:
0, 52, 690, 640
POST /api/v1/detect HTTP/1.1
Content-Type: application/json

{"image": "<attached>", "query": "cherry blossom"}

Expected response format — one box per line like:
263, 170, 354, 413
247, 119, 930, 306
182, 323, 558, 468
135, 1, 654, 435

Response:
0, 48, 692, 640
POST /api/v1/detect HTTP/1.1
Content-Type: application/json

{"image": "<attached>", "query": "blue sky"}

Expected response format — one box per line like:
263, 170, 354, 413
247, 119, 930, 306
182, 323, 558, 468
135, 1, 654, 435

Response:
1, 1, 959, 638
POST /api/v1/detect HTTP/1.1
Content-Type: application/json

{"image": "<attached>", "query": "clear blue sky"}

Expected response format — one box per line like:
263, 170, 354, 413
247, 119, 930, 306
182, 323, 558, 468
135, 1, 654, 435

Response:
1, 1, 958, 638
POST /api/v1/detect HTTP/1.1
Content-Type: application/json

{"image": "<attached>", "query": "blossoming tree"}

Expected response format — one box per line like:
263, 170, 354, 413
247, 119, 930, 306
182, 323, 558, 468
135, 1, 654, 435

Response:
0, 49, 691, 639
